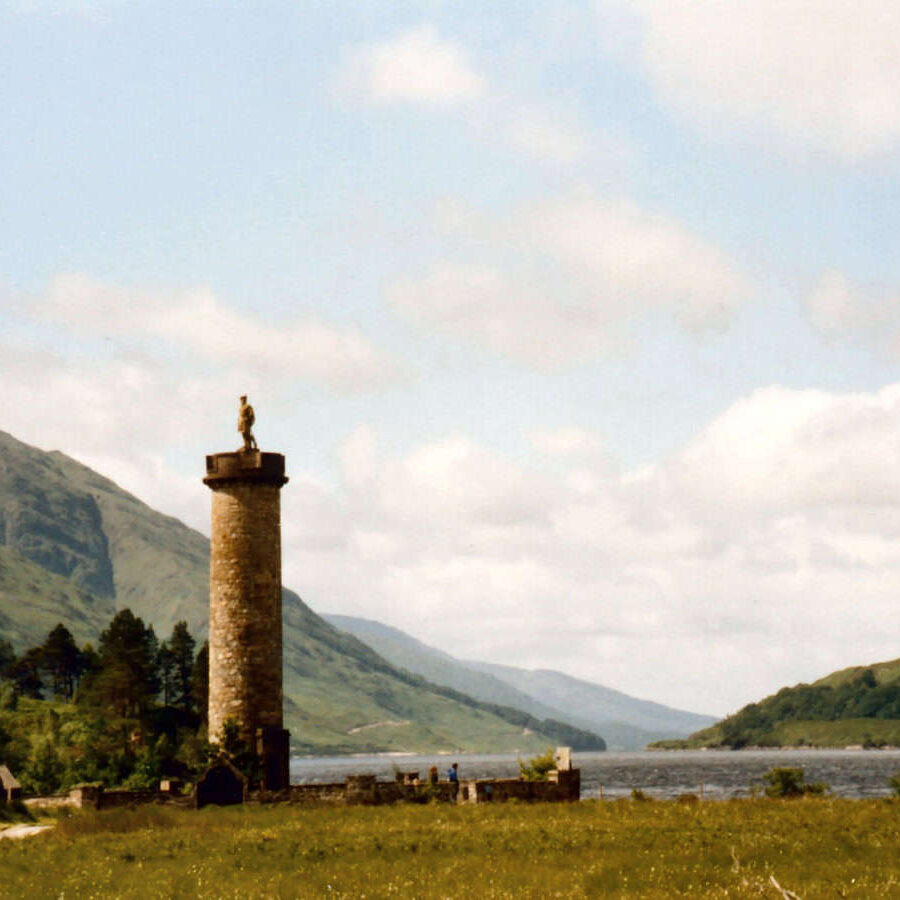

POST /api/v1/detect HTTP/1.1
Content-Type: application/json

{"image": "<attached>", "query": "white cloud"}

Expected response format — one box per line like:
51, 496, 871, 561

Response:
337, 424, 379, 488
482, 95, 626, 168
529, 427, 604, 458
806, 270, 865, 333
804, 269, 900, 351
0, 347, 222, 453
39, 273, 403, 391
389, 195, 747, 367
0, 346, 234, 531
9, 336, 900, 714
337, 25, 625, 169
669, 384, 900, 514
601, 0, 900, 158
390, 263, 617, 368
338, 25, 484, 107
501, 101, 590, 165
527, 196, 745, 330
285, 382, 900, 715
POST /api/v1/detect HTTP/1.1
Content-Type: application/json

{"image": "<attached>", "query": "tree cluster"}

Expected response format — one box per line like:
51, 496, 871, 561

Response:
719, 669, 900, 747
0, 611, 212, 795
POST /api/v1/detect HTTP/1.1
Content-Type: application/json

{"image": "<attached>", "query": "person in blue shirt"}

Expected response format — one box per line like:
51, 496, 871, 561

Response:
447, 762, 459, 783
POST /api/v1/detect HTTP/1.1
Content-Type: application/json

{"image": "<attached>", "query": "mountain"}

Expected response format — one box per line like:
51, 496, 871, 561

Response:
0, 429, 605, 754
325, 614, 715, 749
654, 658, 900, 749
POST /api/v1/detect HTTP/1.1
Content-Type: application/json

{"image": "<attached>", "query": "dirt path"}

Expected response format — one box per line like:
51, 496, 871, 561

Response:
347, 719, 410, 734
0, 823, 54, 840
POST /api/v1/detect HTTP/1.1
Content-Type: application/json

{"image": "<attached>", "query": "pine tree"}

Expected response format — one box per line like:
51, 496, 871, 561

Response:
0, 638, 15, 679
85, 609, 160, 718
157, 643, 177, 707
41, 623, 83, 700
9, 647, 44, 699
23, 735, 62, 795
168, 621, 196, 711
192, 641, 209, 723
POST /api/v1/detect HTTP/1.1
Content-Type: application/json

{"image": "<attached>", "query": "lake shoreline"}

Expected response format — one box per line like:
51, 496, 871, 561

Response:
291, 747, 900, 799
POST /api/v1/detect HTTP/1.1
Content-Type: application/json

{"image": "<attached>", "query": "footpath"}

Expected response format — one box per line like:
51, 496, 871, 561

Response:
0, 823, 54, 840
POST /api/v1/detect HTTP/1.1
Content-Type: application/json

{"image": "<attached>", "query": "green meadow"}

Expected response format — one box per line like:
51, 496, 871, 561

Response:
3, 798, 900, 898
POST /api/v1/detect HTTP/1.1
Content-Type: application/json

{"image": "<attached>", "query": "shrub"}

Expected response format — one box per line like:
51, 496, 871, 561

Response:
631, 788, 653, 802
518, 747, 556, 782
888, 774, 900, 798
762, 766, 827, 798
0, 681, 18, 711
221, 718, 260, 782
22, 735, 63, 795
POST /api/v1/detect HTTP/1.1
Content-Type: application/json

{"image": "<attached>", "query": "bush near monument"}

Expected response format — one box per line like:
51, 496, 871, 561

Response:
518, 747, 557, 781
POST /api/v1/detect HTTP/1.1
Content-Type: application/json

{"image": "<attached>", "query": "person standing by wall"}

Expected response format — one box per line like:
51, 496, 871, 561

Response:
447, 762, 459, 791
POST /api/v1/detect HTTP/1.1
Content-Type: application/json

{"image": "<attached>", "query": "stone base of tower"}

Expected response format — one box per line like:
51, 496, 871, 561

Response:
257, 726, 291, 791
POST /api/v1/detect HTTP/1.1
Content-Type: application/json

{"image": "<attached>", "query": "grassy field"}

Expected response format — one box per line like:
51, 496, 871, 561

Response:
3, 798, 900, 897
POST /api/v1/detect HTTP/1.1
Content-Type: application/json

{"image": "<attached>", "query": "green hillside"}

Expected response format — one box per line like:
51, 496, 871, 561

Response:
0, 430, 604, 754
42, 448, 211, 639
813, 658, 900, 690
653, 658, 900, 749
0, 544, 115, 649
323, 614, 571, 726
326, 614, 714, 750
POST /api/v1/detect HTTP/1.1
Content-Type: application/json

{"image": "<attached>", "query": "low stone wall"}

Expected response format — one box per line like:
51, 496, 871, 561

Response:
25, 769, 580, 811
459, 770, 580, 804
288, 772, 578, 806
288, 780, 449, 805
98, 790, 160, 809
289, 783, 348, 804
62, 785, 190, 810
24, 794, 71, 811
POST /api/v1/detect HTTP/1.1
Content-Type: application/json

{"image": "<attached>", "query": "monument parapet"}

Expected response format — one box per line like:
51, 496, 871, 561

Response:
203, 451, 288, 488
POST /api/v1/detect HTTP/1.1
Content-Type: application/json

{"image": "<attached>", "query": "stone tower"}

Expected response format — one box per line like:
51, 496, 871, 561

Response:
203, 399, 290, 791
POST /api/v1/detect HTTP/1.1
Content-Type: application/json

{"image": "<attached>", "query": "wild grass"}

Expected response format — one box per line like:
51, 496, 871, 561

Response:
3, 797, 900, 897
0, 800, 34, 826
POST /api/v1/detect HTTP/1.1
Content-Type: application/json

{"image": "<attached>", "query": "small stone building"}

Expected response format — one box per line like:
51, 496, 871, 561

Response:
195, 757, 246, 809
0, 765, 22, 803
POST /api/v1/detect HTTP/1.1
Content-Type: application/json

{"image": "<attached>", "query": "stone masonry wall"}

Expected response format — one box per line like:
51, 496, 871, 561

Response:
208, 480, 283, 743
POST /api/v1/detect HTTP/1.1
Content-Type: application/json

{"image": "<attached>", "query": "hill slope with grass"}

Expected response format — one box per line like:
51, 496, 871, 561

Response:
325, 614, 714, 749
654, 658, 900, 749
0, 429, 605, 754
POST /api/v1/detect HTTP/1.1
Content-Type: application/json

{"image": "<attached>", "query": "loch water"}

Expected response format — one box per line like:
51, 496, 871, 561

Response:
291, 749, 900, 799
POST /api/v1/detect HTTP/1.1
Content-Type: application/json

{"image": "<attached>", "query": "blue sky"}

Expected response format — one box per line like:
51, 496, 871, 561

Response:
4, 0, 900, 715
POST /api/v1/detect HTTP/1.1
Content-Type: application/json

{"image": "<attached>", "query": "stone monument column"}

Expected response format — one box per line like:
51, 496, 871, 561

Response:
203, 399, 290, 791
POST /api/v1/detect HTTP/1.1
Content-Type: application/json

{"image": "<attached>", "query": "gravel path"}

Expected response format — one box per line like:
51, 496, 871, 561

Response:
0, 823, 54, 840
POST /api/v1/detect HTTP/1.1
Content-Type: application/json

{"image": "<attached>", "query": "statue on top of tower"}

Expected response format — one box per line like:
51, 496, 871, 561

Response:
238, 395, 258, 452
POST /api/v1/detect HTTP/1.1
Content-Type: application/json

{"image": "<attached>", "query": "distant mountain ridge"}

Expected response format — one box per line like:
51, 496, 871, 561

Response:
0, 429, 604, 754
324, 614, 715, 749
